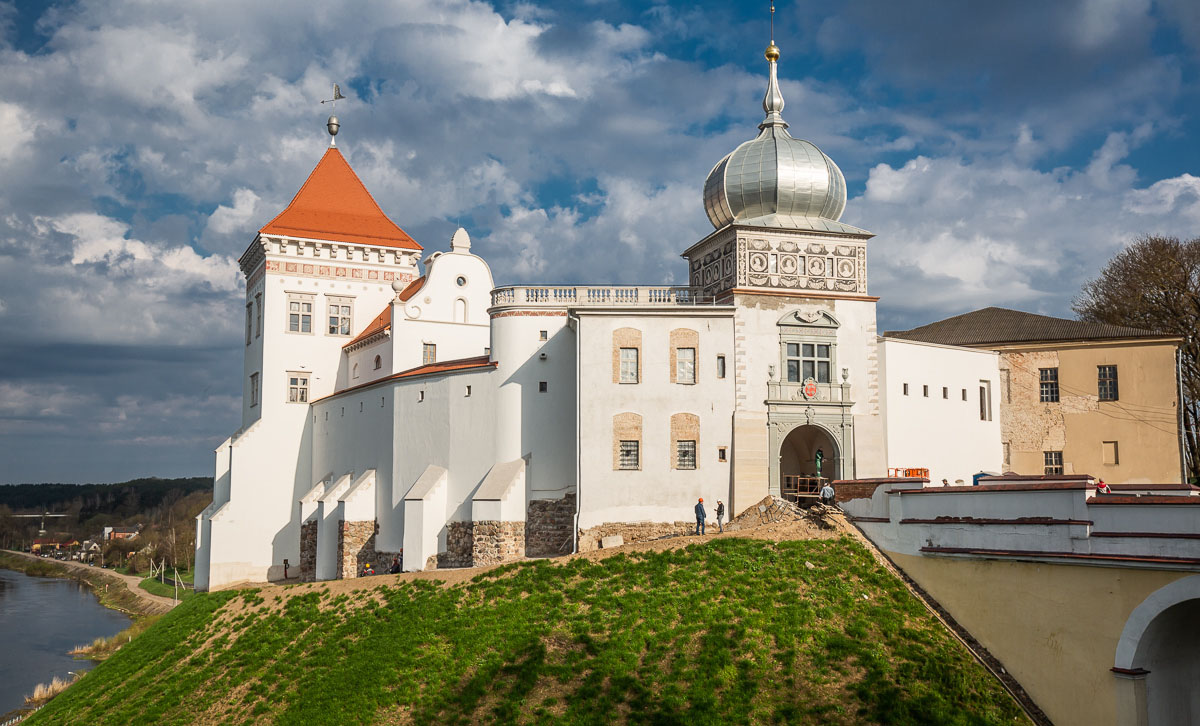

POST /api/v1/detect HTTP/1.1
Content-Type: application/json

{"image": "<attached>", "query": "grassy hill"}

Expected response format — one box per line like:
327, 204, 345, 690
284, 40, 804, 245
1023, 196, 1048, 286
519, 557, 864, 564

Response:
29, 536, 1030, 725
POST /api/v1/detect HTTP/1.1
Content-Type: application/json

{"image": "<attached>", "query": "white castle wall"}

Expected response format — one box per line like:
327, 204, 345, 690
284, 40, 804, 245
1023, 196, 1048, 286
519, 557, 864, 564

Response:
574, 308, 736, 529
879, 337, 1003, 484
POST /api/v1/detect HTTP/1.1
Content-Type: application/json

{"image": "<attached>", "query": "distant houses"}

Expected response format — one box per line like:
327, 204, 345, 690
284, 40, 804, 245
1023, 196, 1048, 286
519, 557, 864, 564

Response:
102, 525, 141, 542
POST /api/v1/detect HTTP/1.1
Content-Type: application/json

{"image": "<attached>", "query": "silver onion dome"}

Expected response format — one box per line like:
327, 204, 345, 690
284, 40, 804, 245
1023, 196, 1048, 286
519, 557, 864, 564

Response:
703, 44, 861, 235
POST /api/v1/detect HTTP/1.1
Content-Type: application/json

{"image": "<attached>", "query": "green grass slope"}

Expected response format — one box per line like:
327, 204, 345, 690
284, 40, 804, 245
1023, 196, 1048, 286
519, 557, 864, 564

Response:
29, 536, 1030, 725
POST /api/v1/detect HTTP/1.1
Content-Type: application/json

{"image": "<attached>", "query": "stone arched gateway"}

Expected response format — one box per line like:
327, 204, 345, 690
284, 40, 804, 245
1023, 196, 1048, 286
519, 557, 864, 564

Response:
1112, 574, 1200, 726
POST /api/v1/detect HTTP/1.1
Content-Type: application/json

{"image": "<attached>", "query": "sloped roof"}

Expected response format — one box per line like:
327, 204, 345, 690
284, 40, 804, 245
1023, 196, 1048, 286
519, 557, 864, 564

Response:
885, 307, 1167, 347
396, 275, 426, 302
314, 356, 496, 403
259, 149, 421, 250
345, 306, 392, 349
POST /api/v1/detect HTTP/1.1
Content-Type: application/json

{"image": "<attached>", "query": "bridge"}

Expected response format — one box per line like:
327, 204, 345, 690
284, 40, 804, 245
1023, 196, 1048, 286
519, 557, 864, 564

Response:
836, 474, 1200, 726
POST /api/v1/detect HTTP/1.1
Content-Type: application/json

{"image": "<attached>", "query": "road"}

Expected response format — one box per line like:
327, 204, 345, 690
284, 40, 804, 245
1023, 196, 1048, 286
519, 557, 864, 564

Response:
5, 551, 179, 613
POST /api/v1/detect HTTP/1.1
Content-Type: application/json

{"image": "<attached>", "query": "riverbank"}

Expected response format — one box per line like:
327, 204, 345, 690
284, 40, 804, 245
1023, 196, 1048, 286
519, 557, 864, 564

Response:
0, 551, 177, 617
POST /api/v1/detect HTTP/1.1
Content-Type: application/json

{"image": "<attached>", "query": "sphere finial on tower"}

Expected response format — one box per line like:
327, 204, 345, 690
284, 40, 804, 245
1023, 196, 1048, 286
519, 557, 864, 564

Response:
326, 115, 340, 147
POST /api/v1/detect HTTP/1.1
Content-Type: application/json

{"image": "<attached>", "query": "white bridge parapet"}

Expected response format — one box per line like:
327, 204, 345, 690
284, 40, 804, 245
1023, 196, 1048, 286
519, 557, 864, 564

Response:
490, 285, 715, 308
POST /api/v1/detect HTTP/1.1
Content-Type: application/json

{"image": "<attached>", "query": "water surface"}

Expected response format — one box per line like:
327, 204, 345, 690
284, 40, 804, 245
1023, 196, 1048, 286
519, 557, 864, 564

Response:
0, 567, 131, 715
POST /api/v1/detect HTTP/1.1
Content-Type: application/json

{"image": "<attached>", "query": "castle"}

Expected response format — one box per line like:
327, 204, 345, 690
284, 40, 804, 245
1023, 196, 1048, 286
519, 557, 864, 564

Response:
194, 38, 1177, 591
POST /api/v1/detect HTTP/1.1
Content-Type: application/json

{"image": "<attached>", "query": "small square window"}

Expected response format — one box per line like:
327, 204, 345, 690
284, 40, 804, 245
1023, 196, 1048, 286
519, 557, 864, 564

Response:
942, 387, 948, 399
962, 389, 967, 401
716, 355, 726, 379
717, 446, 727, 462
903, 383, 909, 396
618, 440, 640, 470
922, 385, 929, 397
539, 330, 548, 341
422, 343, 436, 365
1044, 451, 1064, 475
676, 440, 697, 470
327, 296, 353, 336
287, 372, 309, 403
538, 381, 548, 392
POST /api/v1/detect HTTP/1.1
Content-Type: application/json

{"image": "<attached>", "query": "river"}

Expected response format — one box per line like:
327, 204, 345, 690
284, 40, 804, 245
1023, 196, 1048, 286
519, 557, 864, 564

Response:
0, 566, 131, 715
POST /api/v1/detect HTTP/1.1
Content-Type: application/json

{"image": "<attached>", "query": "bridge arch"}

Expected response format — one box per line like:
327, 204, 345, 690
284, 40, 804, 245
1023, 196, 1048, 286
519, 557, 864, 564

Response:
1114, 574, 1200, 725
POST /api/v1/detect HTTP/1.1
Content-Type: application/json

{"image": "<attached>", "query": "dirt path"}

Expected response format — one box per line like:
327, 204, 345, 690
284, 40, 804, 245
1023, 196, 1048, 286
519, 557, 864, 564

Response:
7, 551, 178, 613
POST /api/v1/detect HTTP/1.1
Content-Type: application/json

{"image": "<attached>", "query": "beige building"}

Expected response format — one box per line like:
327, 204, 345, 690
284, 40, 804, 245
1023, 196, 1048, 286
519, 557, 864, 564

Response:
889, 307, 1184, 484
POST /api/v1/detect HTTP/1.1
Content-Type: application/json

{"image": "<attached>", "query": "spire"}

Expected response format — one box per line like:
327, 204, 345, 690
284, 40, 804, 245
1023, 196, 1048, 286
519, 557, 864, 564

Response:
761, 1, 787, 129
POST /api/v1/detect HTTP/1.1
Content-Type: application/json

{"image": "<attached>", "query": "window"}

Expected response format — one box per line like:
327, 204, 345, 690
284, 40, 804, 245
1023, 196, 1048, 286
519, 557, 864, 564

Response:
254, 294, 262, 338
456, 276, 467, 287
374, 355, 382, 370
786, 343, 831, 383
1102, 441, 1120, 465
717, 447, 727, 462
676, 440, 697, 470
979, 380, 993, 421
618, 441, 640, 470
464, 385, 472, 397
245, 304, 253, 345
538, 381, 548, 393
1039, 368, 1059, 403
716, 355, 726, 379
922, 385, 929, 397
619, 347, 639, 383
417, 391, 424, 403
539, 330, 548, 341
287, 293, 314, 334
942, 387, 949, 399
1098, 365, 1118, 401
676, 347, 696, 384
962, 388, 967, 401
1044, 451, 1064, 475
422, 343, 436, 365
249, 373, 259, 407
327, 296, 353, 336
903, 383, 909, 396
287, 373, 309, 403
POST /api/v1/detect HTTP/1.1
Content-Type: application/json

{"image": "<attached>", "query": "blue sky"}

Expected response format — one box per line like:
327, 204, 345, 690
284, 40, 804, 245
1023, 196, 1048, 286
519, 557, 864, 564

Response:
1, 0, 1198, 483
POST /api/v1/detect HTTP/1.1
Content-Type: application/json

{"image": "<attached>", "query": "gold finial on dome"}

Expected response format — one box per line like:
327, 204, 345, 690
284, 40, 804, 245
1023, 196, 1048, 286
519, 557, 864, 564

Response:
765, 1, 779, 61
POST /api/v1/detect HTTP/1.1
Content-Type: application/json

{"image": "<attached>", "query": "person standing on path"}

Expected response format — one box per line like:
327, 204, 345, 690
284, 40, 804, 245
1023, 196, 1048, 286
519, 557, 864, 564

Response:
715, 500, 725, 533
694, 498, 707, 535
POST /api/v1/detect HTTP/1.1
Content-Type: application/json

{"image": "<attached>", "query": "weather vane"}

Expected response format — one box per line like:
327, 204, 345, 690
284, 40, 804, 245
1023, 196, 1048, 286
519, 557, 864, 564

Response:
770, 1, 775, 45
320, 83, 346, 147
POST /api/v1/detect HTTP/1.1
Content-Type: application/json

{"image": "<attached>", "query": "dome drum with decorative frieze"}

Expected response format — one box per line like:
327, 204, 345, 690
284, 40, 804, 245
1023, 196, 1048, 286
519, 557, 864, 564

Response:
702, 43, 862, 236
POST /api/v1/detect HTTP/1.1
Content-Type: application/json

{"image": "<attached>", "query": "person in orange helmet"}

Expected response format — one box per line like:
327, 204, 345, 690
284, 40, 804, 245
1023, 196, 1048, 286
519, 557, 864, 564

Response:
694, 497, 707, 536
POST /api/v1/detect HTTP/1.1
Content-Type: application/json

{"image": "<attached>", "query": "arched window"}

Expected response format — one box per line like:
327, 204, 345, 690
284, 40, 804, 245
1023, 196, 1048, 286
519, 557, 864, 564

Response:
374, 355, 382, 370
454, 298, 468, 323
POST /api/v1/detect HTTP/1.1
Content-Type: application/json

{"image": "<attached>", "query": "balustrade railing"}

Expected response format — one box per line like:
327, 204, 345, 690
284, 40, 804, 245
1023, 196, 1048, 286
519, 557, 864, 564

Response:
490, 285, 715, 307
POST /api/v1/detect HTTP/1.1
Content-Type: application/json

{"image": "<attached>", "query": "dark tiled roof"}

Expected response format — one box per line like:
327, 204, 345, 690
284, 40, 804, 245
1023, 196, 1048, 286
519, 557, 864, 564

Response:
885, 307, 1166, 346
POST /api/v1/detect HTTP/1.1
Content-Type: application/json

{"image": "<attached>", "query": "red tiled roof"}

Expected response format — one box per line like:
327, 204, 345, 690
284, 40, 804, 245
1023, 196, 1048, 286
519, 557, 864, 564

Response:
344, 306, 391, 349
396, 275, 426, 302
259, 149, 421, 250
313, 355, 496, 403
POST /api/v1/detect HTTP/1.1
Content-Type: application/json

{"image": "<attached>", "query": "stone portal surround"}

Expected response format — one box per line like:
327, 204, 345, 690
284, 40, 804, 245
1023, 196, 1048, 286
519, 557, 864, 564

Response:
299, 520, 317, 582
338, 520, 401, 578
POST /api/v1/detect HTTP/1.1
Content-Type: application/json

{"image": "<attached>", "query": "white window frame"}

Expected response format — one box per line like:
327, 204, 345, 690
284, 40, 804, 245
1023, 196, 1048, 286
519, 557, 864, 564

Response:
676, 347, 696, 384
422, 343, 436, 365
287, 293, 314, 335
326, 295, 354, 337
619, 347, 639, 384
287, 372, 309, 404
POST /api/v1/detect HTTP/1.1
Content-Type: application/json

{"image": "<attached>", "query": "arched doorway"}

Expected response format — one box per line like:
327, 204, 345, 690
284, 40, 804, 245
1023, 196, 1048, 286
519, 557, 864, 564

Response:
779, 425, 839, 501
1114, 575, 1200, 724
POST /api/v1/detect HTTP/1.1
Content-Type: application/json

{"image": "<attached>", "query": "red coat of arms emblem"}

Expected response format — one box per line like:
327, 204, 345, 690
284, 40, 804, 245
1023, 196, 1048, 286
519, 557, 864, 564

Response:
803, 378, 818, 399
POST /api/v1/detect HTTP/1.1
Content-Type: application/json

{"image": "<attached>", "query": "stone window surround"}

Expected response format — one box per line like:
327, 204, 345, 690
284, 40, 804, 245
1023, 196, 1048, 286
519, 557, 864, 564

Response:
286, 291, 315, 335
327, 294, 354, 337
612, 327, 642, 384
777, 310, 839, 388
613, 412, 642, 470
287, 372, 309, 403
669, 328, 700, 384
669, 412, 700, 470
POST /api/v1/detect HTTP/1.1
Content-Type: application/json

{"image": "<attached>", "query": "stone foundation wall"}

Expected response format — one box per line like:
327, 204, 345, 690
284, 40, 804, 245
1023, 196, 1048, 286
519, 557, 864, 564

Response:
471, 521, 525, 567
337, 520, 402, 578
439, 521, 474, 568
299, 520, 317, 582
526, 493, 575, 557
577, 521, 696, 552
